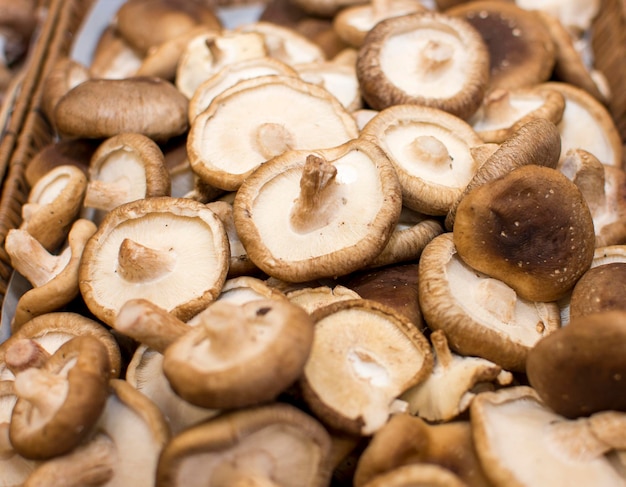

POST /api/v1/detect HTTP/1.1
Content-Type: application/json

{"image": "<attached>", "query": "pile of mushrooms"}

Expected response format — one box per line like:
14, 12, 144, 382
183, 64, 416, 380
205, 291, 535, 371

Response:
1, 0, 625, 485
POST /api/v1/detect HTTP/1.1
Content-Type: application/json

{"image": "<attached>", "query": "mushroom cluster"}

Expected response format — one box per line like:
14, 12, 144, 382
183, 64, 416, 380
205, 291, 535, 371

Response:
1, 0, 625, 485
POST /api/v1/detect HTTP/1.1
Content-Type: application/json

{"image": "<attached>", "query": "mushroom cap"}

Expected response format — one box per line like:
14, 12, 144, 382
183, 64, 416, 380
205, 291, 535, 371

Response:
24, 139, 94, 188
155, 403, 333, 487
187, 74, 358, 191
362, 464, 469, 487
445, 117, 562, 230
162, 298, 315, 409
54, 77, 189, 142
285, 284, 360, 314
233, 139, 402, 282
300, 299, 433, 435
569, 263, 626, 319
418, 233, 560, 371
84, 133, 171, 213
361, 104, 485, 216
469, 86, 566, 144
356, 11, 490, 120
114, 0, 222, 55
0, 312, 121, 380
40, 57, 91, 127
470, 386, 626, 487
9, 336, 111, 460
446, 1, 556, 90
526, 310, 626, 418
79, 197, 229, 327
453, 164, 596, 302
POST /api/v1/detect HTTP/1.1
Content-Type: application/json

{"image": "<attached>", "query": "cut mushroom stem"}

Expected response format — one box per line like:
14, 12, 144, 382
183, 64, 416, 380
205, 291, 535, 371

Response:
117, 238, 177, 282
430, 330, 453, 368
83, 177, 133, 212
195, 302, 256, 361
205, 37, 225, 64
410, 135, 451, 166
290, 154, 338, 233
5, 229, 71, 287
0, 423, 12, 460
4, 338, 50, 375
115, 299, 189, 353
482, 89, 519, 125
23, 433, 116, 487
421, 40, 453, 73
255, 122, 295, 159
13, 368, 68, 419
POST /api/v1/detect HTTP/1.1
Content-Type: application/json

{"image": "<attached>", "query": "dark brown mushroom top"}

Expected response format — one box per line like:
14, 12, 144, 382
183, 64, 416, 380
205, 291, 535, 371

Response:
569, 263, 626, 319
453, 164, 596, 302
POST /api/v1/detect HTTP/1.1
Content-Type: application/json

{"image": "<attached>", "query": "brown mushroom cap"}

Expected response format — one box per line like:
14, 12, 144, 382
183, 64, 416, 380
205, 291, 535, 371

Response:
233, 139, 402, 282
54, 77, 189, 142
526, 310, 626, 418
162, 298, 315, 409
446, 1, 555, 90
9, 336, 111, 460
24, 139, 94, 189
453, 164, 596, 302
356, 11, 490, 120
569, 263, 626, 319
79, 197, 229, 327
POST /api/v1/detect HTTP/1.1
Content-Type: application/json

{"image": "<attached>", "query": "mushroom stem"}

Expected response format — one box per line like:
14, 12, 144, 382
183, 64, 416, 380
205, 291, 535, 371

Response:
13, 368, 68, 419
0, 423, 13, 460
410, 135, 451, 166
23, 433, 116, 487
115, 299, 189, 353
196, 302, 252, 361
483, 89, 519, 125
420, 40, 453, 74
5, 229, 71, 287
475, 278, 517, 323
546, 418, 611, 462
117, 238, 177, 282
430, 330, 453, 369
205, 37, 224, 64
290, 154, 338, 233
4, 339, 51, 375
255, 122, 295, 159
83, 178, 133, 212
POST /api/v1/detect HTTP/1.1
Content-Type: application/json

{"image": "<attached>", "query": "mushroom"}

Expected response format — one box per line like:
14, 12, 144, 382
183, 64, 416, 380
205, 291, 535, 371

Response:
5, 219, 97, 331
543, 81, 623, 168
446, 1, 556, 91
526, 310, 626, 418
356, 11, 490, 120
187, 56, 298, 123
569, 263, 626, 319
233, 138, 402, 282
175, 30, 268, 99
187, 74, 359, 191
215, 276, 288, 305
469, 86, 566, 144
162, 298, 315, 409
361, 464, 469, 487
9, 336, 111, 459
470, 386, 626, 487
300, 299, 433, 436
24, 139, 94, 189
0, 380, 37, 486
295, 60, 363, 113
54, 77, 189, 142
332, 0, 427, 48
515, 0, 601, 33
452, 164, 596, 302
445, 118, 562, 230
557, 148, 626, 247
360, 104, 485, 216
83, 133, 171, 214
0, 312, 122, 381
353, 412, 491, 487
19, 164, 87, 252
235, 20, 327, 66
22, 379, 171, 487
155, 403, 333, 487
114, 0, 222, 56
418, 233, 561, 371
40, 57, 91, 128
401, 330, 513, 422
88, 26, 143, 80
79, 197, 230, 327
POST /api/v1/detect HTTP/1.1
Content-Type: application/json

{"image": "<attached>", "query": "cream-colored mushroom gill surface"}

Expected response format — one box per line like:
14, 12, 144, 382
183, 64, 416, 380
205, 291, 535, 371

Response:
2, 0, 626, 485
